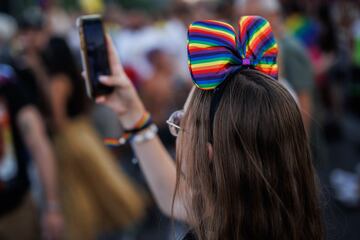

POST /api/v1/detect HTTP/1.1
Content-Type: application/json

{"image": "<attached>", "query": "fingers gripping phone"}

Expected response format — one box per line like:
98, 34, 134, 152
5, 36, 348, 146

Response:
77, 15, 114, 99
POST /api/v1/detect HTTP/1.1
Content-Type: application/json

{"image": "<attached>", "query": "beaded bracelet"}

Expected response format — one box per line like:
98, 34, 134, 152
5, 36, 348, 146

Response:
129, 124, 158, 145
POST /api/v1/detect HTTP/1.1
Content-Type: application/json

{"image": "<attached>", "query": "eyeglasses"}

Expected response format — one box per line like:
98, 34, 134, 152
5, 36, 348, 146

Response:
166, 110, 184, 137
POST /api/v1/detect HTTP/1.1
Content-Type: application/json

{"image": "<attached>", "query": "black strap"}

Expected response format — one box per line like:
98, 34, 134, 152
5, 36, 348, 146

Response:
124, 117, 153, 134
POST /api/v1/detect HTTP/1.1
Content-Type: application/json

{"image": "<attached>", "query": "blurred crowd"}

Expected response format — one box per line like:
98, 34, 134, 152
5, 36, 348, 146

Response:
0, 0, 359, 239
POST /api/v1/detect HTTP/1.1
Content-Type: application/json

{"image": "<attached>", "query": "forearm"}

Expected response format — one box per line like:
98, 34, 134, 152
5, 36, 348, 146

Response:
30, 134, 59, 204
132, 135, 187, 221
18, 106, 60, 206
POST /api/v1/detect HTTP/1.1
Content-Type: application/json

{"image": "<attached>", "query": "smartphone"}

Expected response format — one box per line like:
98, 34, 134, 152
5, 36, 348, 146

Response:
77, 15, 114, 99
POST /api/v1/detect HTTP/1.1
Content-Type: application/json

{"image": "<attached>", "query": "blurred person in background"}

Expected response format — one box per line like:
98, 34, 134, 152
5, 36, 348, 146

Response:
236, 0, 314, 132
282, 3, 345, 144
9, 7, 79, 125
140, 48, 190, 146
0, 64, 63, 240
316, 4, 352, 142
0, 14, 63, 239
41, 36, 90, 131
282, 1, 360, 236
351, 5, 360, 117
161, 1, 194, 84
4, 7, 146, 239
9, 8, 53, 121
41, 16, 146, 240
141, 49, 177, 124
112, 9, 156, 84
317, 1, 360, 213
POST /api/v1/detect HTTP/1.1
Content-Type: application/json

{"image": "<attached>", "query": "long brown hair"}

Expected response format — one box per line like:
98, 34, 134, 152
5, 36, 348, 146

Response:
175, 69, 324, 239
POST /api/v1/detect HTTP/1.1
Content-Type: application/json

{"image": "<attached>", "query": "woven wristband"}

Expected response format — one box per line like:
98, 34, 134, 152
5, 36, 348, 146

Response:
104, 112, 153, 146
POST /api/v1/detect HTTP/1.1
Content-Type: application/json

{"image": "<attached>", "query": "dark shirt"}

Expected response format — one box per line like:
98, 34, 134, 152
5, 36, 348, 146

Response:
9, 56, 50, 118
41, 36, 88, 119
7, 36, 85, 121
0, 64, 31, 216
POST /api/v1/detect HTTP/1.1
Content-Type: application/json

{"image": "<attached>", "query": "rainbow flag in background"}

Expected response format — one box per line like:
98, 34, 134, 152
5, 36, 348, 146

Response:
285, 14, 319, 49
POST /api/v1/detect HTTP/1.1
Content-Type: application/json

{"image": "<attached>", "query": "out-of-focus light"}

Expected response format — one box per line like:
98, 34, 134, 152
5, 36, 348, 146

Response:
0, 14, 17, 41
182, 0, 215, 4
182, 0, 200, 3
79, 0, 104, 14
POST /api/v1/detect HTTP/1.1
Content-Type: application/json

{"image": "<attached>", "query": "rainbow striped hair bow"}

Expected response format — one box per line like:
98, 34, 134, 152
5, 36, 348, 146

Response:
187, 16, 278, 90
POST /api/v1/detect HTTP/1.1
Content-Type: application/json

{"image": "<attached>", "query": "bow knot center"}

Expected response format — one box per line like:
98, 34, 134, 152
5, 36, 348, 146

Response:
242, 58, 251, 66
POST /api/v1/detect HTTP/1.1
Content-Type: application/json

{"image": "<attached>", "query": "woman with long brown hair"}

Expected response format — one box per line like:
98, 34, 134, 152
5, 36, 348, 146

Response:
92, 16, 324, 240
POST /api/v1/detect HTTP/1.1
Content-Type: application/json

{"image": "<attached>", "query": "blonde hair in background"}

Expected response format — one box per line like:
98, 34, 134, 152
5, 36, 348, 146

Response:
54, 118, 146, 240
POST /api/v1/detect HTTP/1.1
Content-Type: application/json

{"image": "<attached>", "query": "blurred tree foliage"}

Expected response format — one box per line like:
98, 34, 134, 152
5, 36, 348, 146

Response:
112, 0, 168, 11
0, 0, 36, 17
0, 0, 171, 15
60, 0, 170, 12
60, 0, 80, 11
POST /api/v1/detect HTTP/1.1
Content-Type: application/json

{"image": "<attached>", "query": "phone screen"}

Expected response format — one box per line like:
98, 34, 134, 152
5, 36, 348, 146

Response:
82, 18, 113, 96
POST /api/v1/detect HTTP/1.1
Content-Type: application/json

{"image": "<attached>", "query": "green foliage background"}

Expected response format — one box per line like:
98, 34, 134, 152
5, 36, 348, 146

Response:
4, 0, 171, 16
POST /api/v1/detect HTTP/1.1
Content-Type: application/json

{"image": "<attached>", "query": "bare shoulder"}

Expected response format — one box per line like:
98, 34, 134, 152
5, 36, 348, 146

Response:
17, 105, 44, 137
